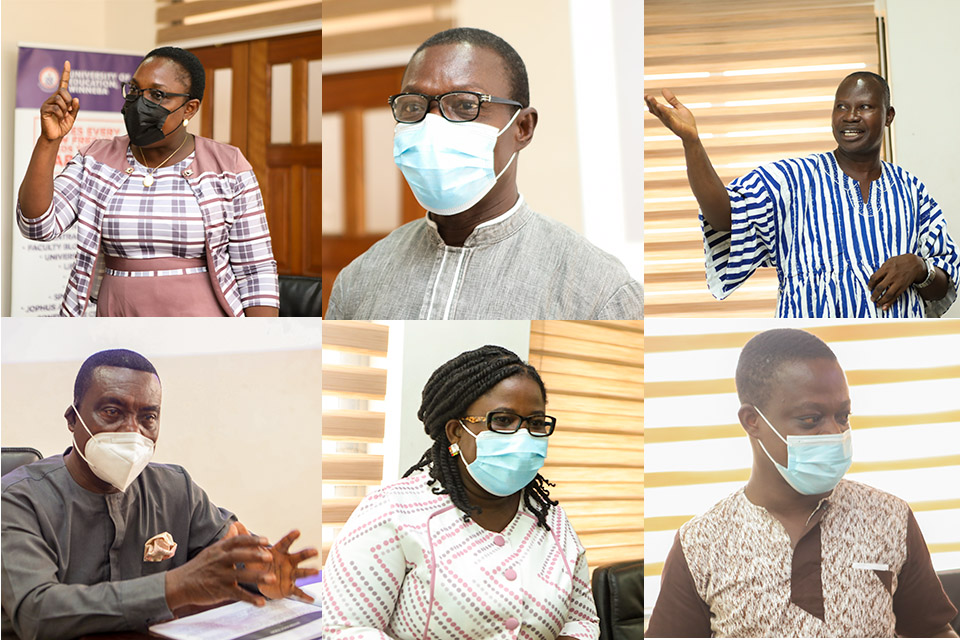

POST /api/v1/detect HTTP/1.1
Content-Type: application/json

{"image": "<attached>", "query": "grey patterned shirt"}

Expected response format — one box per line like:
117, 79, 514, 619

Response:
1, 453, 235, 640
326, 197, 643, 320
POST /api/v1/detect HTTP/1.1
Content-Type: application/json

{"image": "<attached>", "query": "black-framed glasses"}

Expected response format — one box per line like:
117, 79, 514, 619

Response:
461, 411, 557, 437
121, 82, 191, 105
388, 91, 522, 123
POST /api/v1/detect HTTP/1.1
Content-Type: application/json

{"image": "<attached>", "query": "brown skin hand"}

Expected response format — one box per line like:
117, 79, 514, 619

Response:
225, 523, 320, 602
19, 60, 81, 218
64, 366, 162, 494
443, 374, 547, 533
740, 357, 851, 548
401, 43, 538, 246
644, 88, 731, 231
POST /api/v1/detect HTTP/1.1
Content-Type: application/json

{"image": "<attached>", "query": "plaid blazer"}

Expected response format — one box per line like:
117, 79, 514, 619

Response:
17, 135, 278, 316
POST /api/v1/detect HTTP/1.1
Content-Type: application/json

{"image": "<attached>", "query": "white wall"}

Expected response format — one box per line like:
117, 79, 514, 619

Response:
454, 0, 583, 234
380, 320, 531, 482
1, 0, 157, 316
883, 0, 960, 317
1, 318, 323, 565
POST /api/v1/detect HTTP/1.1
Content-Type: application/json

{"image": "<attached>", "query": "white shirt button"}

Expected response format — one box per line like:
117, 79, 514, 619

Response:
503, 568, 517, 581
505, 617, 519, 630
493, 535, 506, 547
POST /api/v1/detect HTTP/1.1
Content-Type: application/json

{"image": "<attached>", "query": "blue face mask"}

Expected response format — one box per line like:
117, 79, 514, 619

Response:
754, 405, 853, 495
458, 422, 547, 497
393, 110, 521, 216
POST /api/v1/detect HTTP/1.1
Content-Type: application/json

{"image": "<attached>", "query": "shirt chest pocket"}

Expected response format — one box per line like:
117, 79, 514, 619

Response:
828, 561, 897, 633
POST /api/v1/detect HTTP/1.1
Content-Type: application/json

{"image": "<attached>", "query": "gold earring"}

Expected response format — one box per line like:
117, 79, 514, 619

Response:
448, 443, 460, 456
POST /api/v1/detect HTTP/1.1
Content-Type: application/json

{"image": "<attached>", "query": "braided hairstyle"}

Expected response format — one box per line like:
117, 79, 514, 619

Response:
403, 345, 558, 529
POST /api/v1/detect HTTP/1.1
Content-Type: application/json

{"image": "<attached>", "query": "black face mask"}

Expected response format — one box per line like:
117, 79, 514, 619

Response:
121, 96, 187, 147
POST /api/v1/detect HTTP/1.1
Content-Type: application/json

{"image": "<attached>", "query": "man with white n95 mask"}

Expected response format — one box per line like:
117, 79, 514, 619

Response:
1, 349, 318, 640
325, 27, 643, 321
646, 329, 957, 638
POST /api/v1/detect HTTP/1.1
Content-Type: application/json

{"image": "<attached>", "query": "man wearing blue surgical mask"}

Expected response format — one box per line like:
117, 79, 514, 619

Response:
647, 328, 958, 638
326, 27, 643, 321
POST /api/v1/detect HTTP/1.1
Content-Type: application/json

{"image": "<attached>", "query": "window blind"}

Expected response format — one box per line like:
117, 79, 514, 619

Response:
321, 0, 453, 57
156, 0, 322, 43
321, 321, 390, 563
643, 319, 960, 619
528, 320, 644, 570
644, 0, 882, 316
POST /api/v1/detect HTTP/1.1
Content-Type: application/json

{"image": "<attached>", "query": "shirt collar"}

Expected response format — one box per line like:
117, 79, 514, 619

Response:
424, 194, 532, 247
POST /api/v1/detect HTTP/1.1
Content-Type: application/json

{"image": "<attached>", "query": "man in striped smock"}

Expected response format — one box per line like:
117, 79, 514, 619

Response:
645, 72, 959, 317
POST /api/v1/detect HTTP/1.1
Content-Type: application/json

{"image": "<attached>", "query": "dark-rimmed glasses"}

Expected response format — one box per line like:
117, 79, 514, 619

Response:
388, 91, 522, 123
121, 82, 191, 105
461, 411, 556, 437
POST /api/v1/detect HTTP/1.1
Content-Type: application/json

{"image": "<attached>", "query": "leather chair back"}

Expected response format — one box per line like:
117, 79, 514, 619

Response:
1, 447, 43, 477
279, 275, 322, 317
592, 559, 643, 640
939, 570, 960, 633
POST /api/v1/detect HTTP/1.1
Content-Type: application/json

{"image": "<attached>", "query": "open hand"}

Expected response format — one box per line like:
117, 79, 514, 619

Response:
40, 61, 79, 141
868, 254, 926, 311
644, 88, 699, 143
249, 530, 320, 602
164, 534, 276, 610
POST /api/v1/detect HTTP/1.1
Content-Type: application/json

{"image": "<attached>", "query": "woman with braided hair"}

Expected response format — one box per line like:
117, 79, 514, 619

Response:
322, 345, 600, 640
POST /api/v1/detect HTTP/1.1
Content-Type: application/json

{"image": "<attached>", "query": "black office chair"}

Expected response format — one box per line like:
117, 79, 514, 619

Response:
279, 275, 322, 317
1, 447, 43, 477
939, 569, 960, 634
592, 559, 643, 640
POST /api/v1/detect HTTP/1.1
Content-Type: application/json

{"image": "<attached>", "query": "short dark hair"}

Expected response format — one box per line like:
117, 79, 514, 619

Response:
735, 329, 838, 408
840, 71, 891, 109
141, 46, 205, 102
403, 345, 557, 529
412, 27, 530, 108
74, 349, 160, 408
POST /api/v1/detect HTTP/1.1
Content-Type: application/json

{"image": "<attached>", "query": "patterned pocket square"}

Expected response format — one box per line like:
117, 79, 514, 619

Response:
144, 531, 177, 562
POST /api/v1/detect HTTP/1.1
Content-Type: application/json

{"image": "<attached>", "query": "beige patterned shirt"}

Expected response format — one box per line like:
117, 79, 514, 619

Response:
647, 479, 956, 637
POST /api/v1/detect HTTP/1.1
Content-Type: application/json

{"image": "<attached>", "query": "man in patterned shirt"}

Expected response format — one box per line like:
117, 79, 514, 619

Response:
646, 329, 958, 637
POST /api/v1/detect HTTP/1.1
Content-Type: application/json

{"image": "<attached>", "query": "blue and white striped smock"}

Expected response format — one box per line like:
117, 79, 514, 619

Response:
701, 151, 959, 317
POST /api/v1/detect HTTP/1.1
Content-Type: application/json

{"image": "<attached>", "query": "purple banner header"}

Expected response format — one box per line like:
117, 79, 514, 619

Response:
16, 46, 143, 112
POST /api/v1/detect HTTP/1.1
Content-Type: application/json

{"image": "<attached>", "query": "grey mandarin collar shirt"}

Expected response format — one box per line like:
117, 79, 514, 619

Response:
1, 453, 235, 639
326, 196, 644, 320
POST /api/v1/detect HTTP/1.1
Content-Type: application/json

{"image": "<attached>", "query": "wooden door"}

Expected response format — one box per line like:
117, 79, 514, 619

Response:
192, 31, 321, 278
321, 66, 422, 312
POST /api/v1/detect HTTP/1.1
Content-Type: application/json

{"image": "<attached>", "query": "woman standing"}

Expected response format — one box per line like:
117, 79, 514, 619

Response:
322, 345, 599, 639
17, 47, 279, 316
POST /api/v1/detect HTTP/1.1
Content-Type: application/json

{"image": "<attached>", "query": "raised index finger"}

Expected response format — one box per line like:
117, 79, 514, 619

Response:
60, 61, 71, 90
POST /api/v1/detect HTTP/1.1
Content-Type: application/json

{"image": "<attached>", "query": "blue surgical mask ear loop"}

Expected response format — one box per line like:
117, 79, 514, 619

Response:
753, 405, 788, 467
491, 107, 523, 181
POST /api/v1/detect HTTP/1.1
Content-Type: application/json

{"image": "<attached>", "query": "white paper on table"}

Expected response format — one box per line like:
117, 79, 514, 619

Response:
149, 596, 322, 640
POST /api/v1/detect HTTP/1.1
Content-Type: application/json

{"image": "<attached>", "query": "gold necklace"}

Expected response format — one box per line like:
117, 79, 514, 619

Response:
135, 133, 190, 187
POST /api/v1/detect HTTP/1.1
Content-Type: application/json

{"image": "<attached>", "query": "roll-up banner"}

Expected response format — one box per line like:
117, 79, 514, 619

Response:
11, 44, 141, 316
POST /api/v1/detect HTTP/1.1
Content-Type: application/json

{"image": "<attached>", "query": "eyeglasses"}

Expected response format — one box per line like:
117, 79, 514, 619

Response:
461, 411, 557, 437
388, 91, 522, 123
121, 82, 191, 105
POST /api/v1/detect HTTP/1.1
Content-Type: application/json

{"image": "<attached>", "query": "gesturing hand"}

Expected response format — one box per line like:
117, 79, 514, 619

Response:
868, 254, 926, 312
164, 534, 276, 610
644, 88, 699, 143
40, 61, 79, 141
250, 530, 320, 602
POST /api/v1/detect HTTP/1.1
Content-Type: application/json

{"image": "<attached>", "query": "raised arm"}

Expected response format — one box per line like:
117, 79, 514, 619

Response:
645, 89, 732, 231
18, 60, 79, 219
